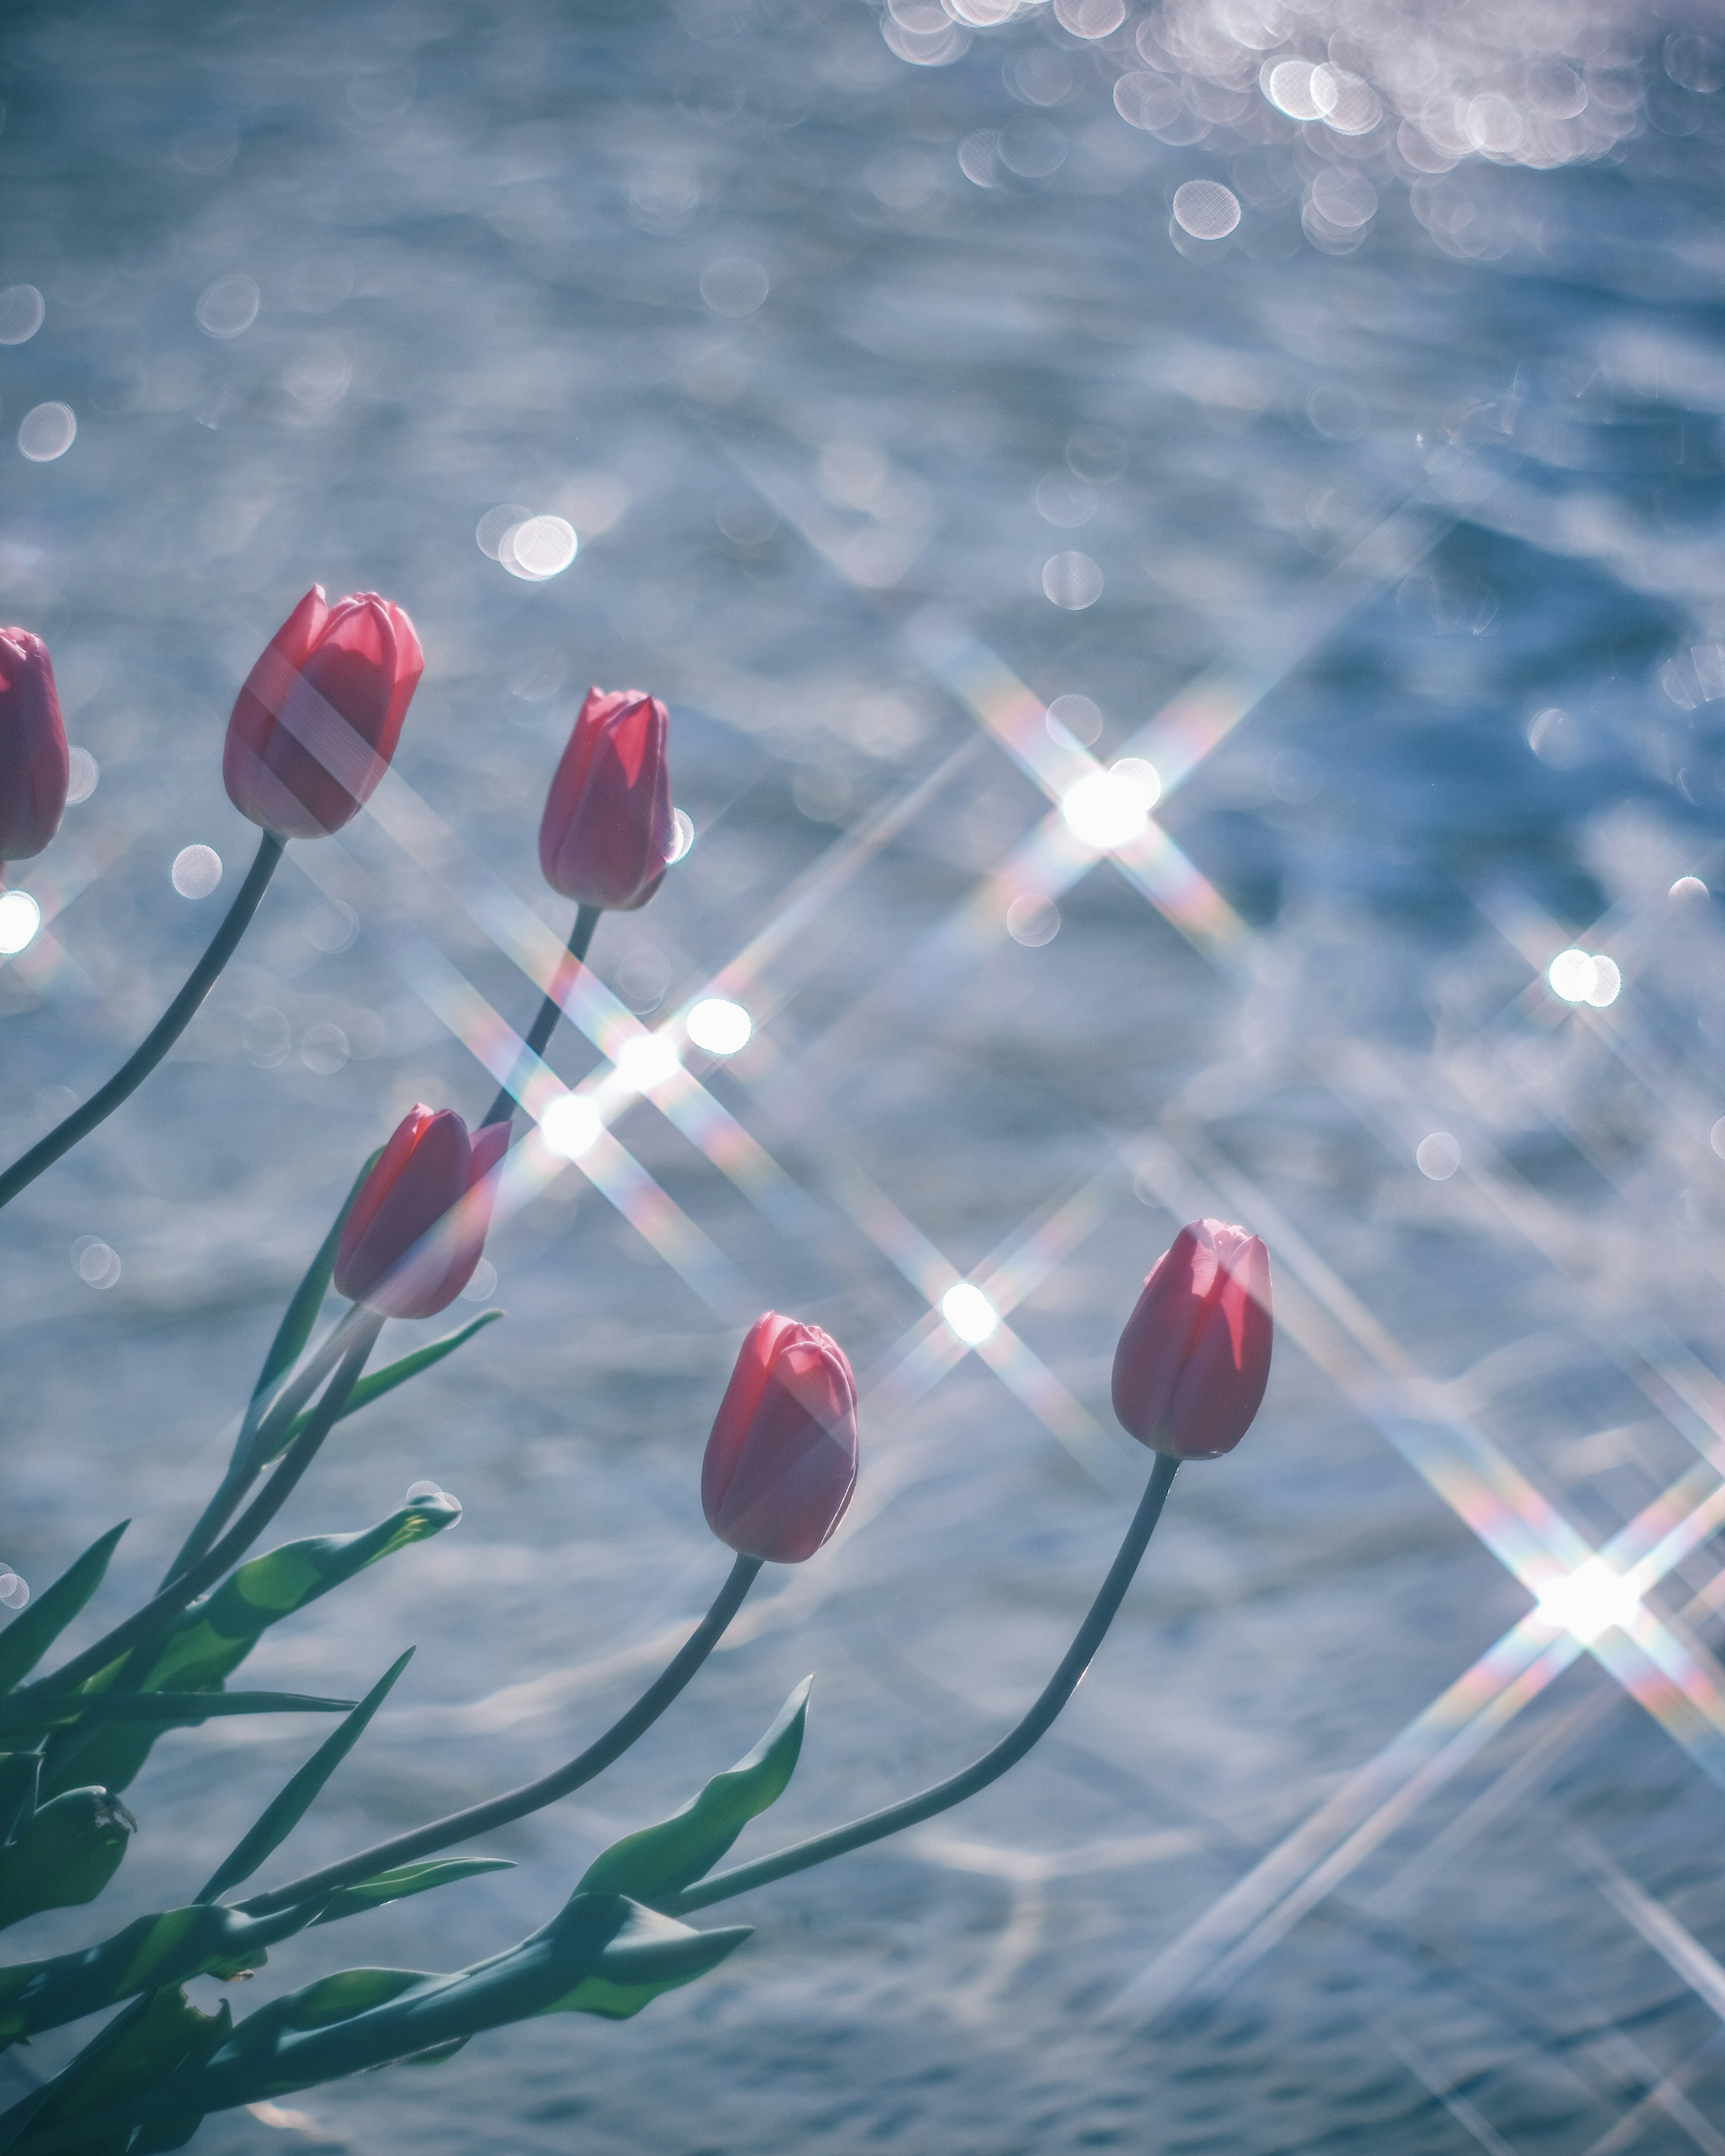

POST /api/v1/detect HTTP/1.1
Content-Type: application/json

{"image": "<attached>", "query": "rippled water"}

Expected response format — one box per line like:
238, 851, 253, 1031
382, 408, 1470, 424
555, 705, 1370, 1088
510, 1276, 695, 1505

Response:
4, 2, 1725, 2151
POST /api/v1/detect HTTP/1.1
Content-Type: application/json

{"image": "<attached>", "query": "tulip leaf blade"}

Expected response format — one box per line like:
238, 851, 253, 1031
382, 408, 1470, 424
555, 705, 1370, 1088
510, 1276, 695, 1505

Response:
259, 1311, 504, 1467
0, 1898, 325, 2049
4, 1690, 355, 1737
196, 1651, 414, 1905
43, 1498, 458, 1799
0, 1754, 40, 1851
576, 1678, 811, 1908
0, 1984, 230, 2156
0, 1787, 136, 1933
251, 1152, 379, 1409
541, 1896, 754, 2022
309, 1857, 515, 1926
0, 1523, 128, 1695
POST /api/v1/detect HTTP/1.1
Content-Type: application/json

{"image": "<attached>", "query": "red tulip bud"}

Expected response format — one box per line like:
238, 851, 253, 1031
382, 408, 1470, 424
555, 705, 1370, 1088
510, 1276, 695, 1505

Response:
538, 688, 673, 910
702, 1313, 859, 1564
224, 587, 424, 840
1111, 1219, 1271, 1460
0, 629, 68, 864
333, 1106, 509, 1320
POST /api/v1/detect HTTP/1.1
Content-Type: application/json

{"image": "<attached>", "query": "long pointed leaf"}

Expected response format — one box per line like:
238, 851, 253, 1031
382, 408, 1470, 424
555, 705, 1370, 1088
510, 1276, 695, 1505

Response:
0, 1899, 320, 2049
98, 1895, 752, 2125
0, 1525, 128, 1695
260, 1312, 504, 1467
0, 1692, 355, 1737
250, 1153, 378, 1409
0, 1789, 136, 1931
576, 1679, 812, 1908
0, 1756, 39, 1849
197, 1651, 414, 1904
2, 1985, 230, 2156
43, 1498, 459, 1799
310, 1858, 514, 1925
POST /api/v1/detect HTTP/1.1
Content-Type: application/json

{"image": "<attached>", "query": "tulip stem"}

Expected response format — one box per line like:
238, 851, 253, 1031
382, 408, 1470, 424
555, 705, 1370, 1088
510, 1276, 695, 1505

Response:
0, 831, 286, 1214
21, 1317, 382, 1701
667, 1454, 1181, 1915
234, 1551, 762, 1917
481, 904, 602, 1127
159, 1304, 373, 1591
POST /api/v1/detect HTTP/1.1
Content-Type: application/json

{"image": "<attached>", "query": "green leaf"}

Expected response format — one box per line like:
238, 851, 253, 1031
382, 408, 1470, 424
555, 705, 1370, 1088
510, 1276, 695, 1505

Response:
0, 1789, 135, 1932
2, 1986, 230, 2156
3, 1692, 355, 1739
43, 1499, 459, 1798
310, 1858, 514, 1926
259, 1312, 504, 1467
133, 1894, 750, 2116
0, 1899, 322, 2049
251, 1153, 378, 1410
0, 1526, 128, 1695
540, 1896, 754, 2022
0, 1756, 39, 1850
196, 1652, 413, 1906
577, 1678, 812, 1908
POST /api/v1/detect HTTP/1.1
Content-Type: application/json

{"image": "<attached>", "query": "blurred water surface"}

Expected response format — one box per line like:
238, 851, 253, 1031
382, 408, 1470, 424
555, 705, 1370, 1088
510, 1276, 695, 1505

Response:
4, 1, 1725, 2150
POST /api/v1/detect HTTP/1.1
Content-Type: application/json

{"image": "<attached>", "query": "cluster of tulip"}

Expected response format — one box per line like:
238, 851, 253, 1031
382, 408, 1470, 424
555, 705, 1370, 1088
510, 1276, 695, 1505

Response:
0, 587, 1272, 2152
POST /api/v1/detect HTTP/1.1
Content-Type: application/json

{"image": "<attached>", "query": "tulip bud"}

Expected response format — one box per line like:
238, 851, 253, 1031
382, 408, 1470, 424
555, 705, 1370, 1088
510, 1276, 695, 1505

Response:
1111, 1219, 1271, 1460
0, 628, 68, 864
702, 1313, 859, 1564
333, 1106, 509, 1320
539, 688, 674, 911
224, 587, 424, 841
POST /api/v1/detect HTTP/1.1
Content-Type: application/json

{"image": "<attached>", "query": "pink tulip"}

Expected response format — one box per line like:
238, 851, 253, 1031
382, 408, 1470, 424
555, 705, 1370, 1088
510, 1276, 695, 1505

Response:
334, 1106, 509, 1320
702, 1313, 859, 1564
0, 629, 68, 864
1111, 1219, 1271, 1460
224, 588, 423, 840
538, 688, 673, 910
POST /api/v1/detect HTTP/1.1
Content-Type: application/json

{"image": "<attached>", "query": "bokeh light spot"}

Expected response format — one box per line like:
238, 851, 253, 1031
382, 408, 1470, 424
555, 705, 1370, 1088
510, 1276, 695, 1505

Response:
614, 1033, 681, 1093
71, 1236, 121, 1289
0, 891, 42, 955
1006, 896, 1061, 947
1062, 761, 1161, 850
196, 274, 260, 338
541, 1093, 602, 1159
502, 515, 578, 580
1042, 550, 1103, 610
700, 257, 770, 317
477, 504, 533, 559
942, 1282, 1000, 1344
1548, 949, 1619, 1007
1046, 693, 1103, 746
65, 747, 98, 804
687, 998, 752, 1055
1172, 180, 1242, 239
1416, 1132, 1461, 1180
1536, 1559, 1641, 1644
0, 285, 45, 345
172, 845, 223, 899
18, 403, 75, 461
667, 808, 695, 865
300, 1022, 350, 1076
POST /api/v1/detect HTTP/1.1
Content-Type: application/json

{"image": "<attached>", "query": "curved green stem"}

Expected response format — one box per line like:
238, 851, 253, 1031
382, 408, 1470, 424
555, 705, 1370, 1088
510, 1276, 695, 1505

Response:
22, 1317, 382, 1701
237, 1551, 762, 1916
669, 1454, 1180, 1914
0, 830, 286, 1213
481, 904, 602, 1127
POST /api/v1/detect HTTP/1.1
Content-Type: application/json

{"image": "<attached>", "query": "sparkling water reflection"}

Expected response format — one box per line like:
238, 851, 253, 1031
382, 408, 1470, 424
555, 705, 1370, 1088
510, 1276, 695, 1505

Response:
2, 2, 1725, 2153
